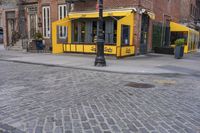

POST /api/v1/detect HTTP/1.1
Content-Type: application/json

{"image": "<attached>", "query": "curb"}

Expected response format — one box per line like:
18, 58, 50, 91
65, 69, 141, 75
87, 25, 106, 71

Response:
0, 58, 187, 77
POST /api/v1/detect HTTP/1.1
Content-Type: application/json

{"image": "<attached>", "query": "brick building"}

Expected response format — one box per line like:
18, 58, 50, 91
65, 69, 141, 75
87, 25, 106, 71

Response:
180, 0, 200, 30
55, 0, 183, 55
0, 0, 199, 54
21, 0, 68, 50
0, 0, 19, 47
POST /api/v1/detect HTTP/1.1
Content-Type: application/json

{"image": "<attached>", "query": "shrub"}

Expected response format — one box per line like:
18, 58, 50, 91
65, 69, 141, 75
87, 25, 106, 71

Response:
175, 38, 185, 46
34, 32, 43, 40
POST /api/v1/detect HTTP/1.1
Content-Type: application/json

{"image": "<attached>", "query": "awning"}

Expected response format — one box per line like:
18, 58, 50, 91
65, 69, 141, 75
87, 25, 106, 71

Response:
53, 9, 134, 26
68, 9, 133, 19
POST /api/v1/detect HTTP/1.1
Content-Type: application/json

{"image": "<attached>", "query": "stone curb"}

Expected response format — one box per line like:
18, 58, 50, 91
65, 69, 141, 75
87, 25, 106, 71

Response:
0, 58, 186, 77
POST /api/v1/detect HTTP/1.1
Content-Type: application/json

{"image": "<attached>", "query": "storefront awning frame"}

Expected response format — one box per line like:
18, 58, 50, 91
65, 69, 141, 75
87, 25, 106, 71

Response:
52, 9, 135, 56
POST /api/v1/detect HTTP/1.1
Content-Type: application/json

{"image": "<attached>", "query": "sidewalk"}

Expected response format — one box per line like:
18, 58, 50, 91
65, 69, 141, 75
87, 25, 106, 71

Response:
1, 45, 200, 75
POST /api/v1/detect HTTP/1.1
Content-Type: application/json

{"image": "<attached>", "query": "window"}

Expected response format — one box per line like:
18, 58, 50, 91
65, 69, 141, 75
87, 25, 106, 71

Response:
105, 20, 117, 44
29, 14, 37, 38
72, 21, 86, 43
42, 6, 50, 38
72, 19, 117, 44
121, 25, 130, 46
58, 5, 67, 38
73, 22, 78, 42
92, 21, 98, 43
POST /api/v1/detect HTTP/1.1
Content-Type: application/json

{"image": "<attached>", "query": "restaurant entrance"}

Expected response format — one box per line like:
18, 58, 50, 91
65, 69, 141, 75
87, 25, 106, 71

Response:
52, 10, 135, 58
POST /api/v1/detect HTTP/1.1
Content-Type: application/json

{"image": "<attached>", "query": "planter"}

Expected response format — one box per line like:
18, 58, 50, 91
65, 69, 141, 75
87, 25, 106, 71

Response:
154, 47, 174, 55
174, 45, 184, 59
35, 40, 45, 50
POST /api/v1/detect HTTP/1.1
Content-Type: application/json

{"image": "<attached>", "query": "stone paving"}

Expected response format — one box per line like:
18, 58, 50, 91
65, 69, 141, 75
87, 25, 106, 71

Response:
0, 61, 200, 133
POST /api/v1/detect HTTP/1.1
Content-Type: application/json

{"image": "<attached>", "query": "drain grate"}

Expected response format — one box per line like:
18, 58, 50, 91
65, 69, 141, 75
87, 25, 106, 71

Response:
125, 82, 155, 88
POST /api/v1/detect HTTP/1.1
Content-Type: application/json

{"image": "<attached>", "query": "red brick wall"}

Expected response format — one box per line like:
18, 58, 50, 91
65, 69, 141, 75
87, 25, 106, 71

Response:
153, 0, 180, 23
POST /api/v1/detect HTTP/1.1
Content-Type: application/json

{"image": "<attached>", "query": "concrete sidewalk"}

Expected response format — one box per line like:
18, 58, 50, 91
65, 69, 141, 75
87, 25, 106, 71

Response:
0, 45, 200, 75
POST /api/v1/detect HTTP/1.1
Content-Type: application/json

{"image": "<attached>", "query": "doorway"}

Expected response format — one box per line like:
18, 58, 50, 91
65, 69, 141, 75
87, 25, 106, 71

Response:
6, 11, 15, 46
140, 14, 149, 54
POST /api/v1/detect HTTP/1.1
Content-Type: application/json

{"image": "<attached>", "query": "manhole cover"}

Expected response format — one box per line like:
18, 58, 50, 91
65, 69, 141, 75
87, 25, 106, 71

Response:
125, 82, 155, 88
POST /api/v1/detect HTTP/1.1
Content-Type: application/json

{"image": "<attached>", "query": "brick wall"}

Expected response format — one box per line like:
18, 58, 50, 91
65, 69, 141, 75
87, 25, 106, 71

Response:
152, 0, 180, 23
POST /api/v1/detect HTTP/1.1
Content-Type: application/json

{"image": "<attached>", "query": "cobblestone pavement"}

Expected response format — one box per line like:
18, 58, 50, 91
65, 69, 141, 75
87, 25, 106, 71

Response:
0, 61, 200, 133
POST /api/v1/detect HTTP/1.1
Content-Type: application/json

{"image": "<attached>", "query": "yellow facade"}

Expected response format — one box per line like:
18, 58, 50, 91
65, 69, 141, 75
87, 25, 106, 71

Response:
52, 10, 135, 57
170, 22, 199, 54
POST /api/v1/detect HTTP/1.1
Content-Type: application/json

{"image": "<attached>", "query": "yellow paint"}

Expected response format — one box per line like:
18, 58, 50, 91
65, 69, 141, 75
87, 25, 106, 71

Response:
52, 10, 135, 57
84, 45, 96, 53
121, 46, 135, 57
69, 10, 132, 19
170, 22, 199, 54
76, 45, 84, 52
170, 22, 189, 32
52, 17, 71, 54
70, 44, 76, 52
117, 12, 134, 57
104, 46, 116, 55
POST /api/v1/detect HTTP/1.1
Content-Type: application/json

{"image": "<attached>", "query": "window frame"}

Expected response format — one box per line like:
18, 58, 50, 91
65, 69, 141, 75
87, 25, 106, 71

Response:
121, 25, 130, 46
58, 4, 67, 39
42, 6, 51, 38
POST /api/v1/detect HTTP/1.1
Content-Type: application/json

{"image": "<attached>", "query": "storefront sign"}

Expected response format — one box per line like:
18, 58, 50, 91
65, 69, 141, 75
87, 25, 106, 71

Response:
91, 46, 96, 52
126, 48, 131, 53
104, 47, 112, 53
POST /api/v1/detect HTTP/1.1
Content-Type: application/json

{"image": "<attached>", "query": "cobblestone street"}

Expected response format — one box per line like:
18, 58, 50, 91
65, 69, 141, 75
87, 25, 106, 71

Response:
0, 60, 200, 133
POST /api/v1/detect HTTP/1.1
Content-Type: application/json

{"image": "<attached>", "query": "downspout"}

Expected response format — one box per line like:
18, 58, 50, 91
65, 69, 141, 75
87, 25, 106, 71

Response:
136, 0, 141, 54
161, 14, 171, 47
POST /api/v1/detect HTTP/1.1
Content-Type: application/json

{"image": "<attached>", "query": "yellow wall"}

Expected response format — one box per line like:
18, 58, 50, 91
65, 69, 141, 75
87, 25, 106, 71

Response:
117, 13, 135, 57
52, 11, 135, 57
52, 18, 71, 54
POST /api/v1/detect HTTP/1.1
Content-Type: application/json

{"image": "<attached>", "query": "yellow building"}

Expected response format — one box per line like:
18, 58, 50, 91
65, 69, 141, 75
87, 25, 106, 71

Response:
52, 10, 135, 58
170, 22, 199, 54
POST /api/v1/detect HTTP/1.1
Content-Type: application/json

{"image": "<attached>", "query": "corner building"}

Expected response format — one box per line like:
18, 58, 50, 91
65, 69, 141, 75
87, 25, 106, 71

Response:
52, 0, 186, 57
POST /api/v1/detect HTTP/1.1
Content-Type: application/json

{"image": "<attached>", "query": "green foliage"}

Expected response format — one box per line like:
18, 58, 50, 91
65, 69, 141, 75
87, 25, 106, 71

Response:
175, 38, 185, 46
34, 32, 43, 40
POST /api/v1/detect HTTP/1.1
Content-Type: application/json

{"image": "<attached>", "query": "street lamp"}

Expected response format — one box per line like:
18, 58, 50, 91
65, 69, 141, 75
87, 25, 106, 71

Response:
65, 0, 106, 66
95, 0, 106, 66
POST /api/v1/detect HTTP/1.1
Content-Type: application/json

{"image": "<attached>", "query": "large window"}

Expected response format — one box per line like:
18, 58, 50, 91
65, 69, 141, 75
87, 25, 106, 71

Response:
58, 5, 67, 38
42, 6, 50, 38
73, 21, 86, 43
72, 19, 117, 44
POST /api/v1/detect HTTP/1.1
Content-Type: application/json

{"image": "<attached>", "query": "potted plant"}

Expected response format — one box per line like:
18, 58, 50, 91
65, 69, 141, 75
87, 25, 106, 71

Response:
174, 38, 185, 59
34, 32, 45, 50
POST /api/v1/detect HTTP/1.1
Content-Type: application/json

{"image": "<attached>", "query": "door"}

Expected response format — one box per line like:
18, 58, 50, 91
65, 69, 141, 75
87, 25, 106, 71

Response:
140, 14, 149, 54
7, 19, 15, 46
6, 11, 15, 46
29, 14, 37, 39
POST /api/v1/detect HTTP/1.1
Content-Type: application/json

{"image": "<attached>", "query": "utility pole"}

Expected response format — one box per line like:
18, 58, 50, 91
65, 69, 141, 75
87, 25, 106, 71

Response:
95, 0, 106, 66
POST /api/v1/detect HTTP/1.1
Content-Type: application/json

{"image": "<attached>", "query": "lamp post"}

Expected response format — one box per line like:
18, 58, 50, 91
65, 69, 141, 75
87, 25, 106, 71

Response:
95, 0, 106, 66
